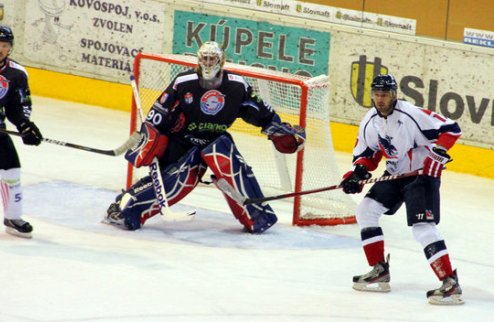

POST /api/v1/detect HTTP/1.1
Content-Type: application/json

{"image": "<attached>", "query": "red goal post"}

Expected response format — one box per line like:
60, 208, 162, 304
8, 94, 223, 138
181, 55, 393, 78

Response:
128, 52, 356, 226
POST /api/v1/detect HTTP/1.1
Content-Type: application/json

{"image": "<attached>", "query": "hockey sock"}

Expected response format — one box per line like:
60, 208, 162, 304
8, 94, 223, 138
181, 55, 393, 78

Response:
424, 240, 453, 280
361, 227, 385, 266
0, 168, 22, 220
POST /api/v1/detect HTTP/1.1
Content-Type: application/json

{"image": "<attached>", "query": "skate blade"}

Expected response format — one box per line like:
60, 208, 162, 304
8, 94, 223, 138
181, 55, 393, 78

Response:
100, 217, 129, 230
5, 227, 32, 239
428, 294, 464, 305
353, 282, 391, 293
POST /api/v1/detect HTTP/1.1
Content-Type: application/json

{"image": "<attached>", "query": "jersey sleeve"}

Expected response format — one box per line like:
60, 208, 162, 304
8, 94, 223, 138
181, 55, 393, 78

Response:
238, 85, 276, 128
145, 77, 184, 135
414, 108, 462, 150
352, 112, 382, 171
4, 69, 32, 127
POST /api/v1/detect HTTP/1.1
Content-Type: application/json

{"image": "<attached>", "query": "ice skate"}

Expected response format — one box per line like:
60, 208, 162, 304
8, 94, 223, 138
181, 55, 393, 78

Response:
4, 218, 33, 238
353, 254, 390, 292
102, 202, 128, 230
427, 269, 464, 305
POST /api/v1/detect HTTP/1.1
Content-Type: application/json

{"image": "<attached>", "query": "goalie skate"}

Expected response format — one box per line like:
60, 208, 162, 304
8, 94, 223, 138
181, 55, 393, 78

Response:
427, 269, 464, 305
352, 254, 390, 292
102, 202, 129, 230
4, 218, 33, 239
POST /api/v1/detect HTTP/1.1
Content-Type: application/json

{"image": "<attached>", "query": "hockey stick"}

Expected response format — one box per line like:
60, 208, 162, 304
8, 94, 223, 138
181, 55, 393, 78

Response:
215, 170, 422, 206
130, 74, 196, 221
0, 128, 139, 156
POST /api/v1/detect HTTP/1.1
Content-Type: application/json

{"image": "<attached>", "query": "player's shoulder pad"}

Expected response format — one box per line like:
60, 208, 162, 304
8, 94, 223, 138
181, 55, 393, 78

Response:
226, 72, 249, 91
174, 70, 199, 88
362, 106, 378, 123
395, 100, 428, 120
8, 60, 28, 78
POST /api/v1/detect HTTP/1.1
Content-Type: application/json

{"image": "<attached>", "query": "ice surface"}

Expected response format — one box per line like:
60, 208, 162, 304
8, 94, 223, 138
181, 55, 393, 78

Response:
0, 96, 493, 322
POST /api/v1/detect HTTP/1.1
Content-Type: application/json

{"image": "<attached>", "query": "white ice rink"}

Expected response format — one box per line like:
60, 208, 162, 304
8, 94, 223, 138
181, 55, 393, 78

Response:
1, 96, 493, 322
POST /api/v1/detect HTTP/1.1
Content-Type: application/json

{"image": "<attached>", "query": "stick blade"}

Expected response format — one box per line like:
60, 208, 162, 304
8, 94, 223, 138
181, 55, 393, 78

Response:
212, 176, 246, 205
160, 209, 196, 222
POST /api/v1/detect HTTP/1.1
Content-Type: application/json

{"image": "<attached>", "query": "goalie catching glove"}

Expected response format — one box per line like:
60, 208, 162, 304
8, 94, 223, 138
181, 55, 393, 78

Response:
262, 118, 306, 154
125, 122, 168, 168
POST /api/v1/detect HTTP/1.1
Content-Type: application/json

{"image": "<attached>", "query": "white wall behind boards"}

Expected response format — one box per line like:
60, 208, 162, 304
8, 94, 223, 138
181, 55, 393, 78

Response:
3, 0, 493, 148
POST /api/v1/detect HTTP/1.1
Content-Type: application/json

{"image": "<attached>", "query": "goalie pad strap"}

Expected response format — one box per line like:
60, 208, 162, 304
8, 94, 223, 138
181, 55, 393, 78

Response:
201, 135, 277, 233
118, 147, 206, 229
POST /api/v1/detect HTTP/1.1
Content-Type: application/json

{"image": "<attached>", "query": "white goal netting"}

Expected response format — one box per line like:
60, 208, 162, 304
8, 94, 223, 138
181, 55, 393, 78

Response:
128, 53, 356, 226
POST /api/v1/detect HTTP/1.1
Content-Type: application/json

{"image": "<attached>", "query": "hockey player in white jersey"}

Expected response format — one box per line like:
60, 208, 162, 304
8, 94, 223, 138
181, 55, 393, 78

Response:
340, 74, 463, 305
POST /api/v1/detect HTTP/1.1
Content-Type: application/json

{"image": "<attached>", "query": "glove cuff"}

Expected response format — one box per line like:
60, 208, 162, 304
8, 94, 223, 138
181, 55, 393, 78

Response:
429, 147, 450, 165
353, 164, 370, 179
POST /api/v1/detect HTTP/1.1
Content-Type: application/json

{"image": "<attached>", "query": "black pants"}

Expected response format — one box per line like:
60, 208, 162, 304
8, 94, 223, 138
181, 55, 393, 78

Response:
0, 134, 21, 170
366, 172, 441, 226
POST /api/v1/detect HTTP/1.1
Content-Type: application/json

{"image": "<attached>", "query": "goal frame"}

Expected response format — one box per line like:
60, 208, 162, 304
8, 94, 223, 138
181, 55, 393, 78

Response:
128, 51, 356, 226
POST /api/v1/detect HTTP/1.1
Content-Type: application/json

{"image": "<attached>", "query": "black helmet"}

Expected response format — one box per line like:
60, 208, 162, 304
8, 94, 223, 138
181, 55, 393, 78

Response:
371, 74, 397, 91
0, 25, 14, 45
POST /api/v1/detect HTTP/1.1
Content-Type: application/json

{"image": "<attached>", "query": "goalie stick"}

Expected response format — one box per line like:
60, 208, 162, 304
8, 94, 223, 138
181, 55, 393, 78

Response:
214, 170, 423, 206
0, 128, 139, 156
130, 74, 196, 221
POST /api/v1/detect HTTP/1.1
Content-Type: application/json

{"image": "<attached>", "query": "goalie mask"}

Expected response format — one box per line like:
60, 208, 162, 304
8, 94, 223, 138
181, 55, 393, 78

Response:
197, 41, 225, 89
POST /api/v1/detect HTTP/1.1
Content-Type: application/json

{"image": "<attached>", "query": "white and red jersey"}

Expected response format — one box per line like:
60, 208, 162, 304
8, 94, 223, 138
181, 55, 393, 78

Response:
352, 100, 462, 175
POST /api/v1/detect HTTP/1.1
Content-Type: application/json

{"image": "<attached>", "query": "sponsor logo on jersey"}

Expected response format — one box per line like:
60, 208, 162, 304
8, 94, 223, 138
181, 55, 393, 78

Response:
0, 75, 9, 99
377, 134, 398, 158
187, 122, 227, 133
184, 92, 193, 104
200, 90, 225, 115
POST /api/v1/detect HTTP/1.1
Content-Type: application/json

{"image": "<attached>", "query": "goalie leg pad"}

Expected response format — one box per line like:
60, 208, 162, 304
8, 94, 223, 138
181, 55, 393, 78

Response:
113, 147, 206, 230
156, 147, 206, 208
201, 135, 277, 233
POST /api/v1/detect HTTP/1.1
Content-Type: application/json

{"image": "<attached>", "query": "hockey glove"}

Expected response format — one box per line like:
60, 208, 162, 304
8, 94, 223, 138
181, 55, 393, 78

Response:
341, 164, 371, 194
125, 122, 168, 168
17, 121, 42, 146
423, 147, 450, 178
263, 122, 306, 154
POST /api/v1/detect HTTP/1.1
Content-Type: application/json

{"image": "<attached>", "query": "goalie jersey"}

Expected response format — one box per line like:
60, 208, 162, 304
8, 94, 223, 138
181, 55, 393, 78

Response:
353, 100, 461, 175
147, 69, 276, 148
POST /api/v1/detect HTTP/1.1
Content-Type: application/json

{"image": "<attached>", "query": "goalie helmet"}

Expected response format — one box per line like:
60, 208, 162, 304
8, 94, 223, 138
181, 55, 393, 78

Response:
197, 41, 225, 81
0, 25, 14, 46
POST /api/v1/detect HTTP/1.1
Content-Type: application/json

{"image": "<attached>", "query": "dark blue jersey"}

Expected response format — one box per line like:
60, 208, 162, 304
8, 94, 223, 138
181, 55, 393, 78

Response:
0, 58, 32, 129
147, 69, 276, 147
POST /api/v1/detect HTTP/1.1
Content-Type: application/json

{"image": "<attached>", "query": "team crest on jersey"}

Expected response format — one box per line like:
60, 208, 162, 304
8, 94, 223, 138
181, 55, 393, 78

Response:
184, 92, 193, 104
0, 75, 9, 99
159, 93, 168, 104
378, 134, 398, 158
425, 209, 434, 220
200, 90, 225, 115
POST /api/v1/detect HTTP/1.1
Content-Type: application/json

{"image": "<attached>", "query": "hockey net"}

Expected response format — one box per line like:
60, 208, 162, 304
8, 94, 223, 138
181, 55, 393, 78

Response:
128, 52, 356, 226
